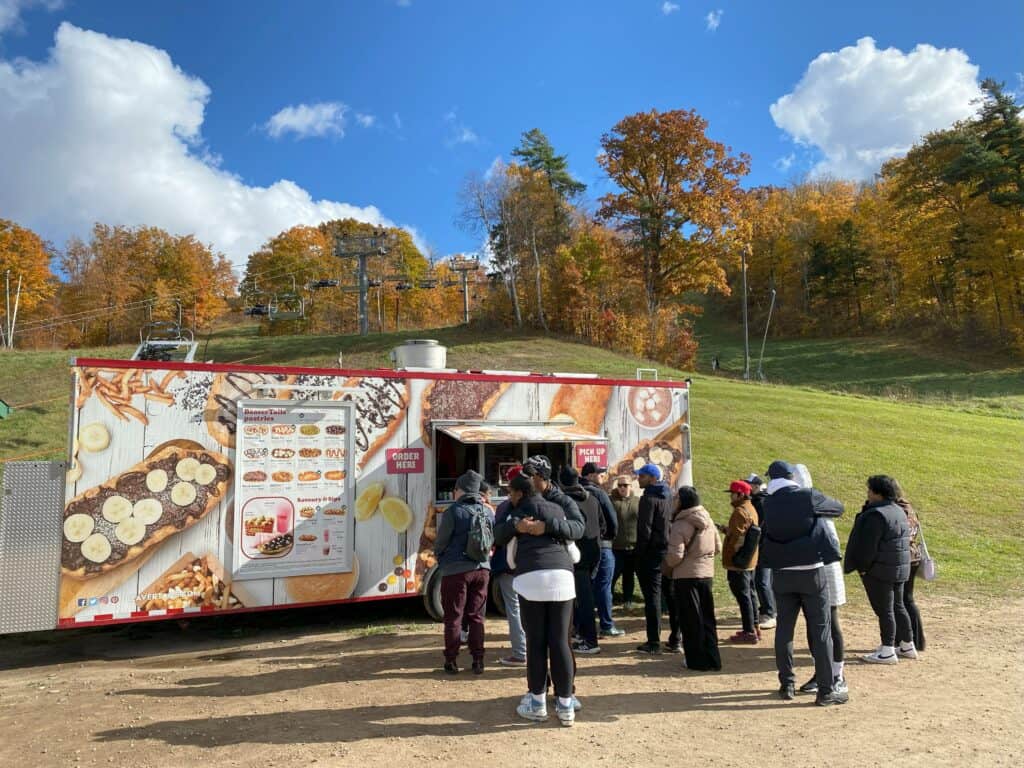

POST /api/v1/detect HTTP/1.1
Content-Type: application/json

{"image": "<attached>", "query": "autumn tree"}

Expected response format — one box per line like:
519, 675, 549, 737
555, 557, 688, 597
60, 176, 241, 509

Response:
0, 219, 56, 348
597, 108, 750, 354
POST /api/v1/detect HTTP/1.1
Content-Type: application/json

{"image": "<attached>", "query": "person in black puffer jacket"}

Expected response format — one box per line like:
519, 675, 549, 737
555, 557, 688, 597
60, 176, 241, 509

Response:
558, 465, 602, 655
633, 463, 678, 654
845, 474, 914, 665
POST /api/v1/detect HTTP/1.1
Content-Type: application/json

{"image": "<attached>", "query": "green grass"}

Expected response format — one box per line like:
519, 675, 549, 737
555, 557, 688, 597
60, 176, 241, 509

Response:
1, 321, 1021, 597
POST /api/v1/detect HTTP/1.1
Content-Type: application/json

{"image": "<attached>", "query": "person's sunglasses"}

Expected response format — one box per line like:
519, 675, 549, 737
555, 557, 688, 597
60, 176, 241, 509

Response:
617, 483, 629, 487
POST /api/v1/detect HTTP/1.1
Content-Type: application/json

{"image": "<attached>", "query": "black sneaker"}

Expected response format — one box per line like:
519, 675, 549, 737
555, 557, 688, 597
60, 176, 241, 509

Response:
815, 689, 849, 706
443, 661, 459, 675
573, 640, 601, 655
779, 683, 796, 701
799, 677, 819, 694
636, 642, 661, 654
471, 659, 484, 675
663, 641, 682, 654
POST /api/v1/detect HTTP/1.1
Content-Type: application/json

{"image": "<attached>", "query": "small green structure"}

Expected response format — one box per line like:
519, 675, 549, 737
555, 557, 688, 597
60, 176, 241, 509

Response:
0, 399, 11, 419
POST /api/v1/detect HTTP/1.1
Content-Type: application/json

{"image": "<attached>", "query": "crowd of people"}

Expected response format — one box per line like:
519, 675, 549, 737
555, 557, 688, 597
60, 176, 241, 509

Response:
432, 456, 929, 724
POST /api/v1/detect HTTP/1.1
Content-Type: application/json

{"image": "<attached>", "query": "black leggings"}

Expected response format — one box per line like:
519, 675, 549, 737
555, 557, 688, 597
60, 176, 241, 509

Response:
806, 604, 844, 662
904, 564, 926, 650
519, 597, 574, 699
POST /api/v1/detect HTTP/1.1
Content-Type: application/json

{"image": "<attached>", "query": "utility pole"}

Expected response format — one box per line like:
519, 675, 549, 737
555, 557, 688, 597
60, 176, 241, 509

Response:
334, 231, 393, 336
447, 255, 480, 325
741, 245, 750, 381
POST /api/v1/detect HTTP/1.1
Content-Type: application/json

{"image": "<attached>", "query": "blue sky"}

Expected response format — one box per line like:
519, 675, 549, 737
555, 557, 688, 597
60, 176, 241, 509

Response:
0, 0, 1021, 266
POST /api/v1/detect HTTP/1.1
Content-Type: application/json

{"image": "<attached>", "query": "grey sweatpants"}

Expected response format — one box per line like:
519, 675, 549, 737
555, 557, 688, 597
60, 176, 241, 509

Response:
772, 567, 834, 695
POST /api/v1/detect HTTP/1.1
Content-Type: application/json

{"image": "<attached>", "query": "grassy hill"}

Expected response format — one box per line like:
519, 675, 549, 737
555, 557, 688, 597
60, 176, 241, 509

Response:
1, 323, 1021, 596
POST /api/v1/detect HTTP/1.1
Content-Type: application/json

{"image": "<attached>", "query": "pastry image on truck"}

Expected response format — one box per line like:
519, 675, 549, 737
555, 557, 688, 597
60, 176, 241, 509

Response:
0, 340, 692, 635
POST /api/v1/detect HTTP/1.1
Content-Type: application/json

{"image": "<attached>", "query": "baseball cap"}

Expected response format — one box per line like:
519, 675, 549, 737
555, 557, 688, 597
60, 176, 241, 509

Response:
767, 460, 795, 480
558, 465, 580, 487
724, 480, 752, 495
745, 473, 763, 486
581, 461, 606, 476
635, 463, 662, 480
505, 464, 524, 482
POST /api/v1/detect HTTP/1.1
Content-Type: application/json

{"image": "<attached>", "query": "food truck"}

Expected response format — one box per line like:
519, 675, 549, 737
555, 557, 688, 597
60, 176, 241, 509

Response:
0, 342, 692, 634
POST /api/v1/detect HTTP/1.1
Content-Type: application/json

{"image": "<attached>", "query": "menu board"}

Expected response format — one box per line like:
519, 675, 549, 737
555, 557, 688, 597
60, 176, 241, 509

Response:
230, 399, 355, 580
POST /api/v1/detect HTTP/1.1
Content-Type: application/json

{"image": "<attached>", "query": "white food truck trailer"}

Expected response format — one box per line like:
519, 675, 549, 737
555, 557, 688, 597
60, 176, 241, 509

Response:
0, 341, 691, 634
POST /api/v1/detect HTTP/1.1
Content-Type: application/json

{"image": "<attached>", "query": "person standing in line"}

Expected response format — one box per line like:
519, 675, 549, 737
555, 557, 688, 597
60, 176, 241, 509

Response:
665, 486, 722, 671
494, 473, 585, 726
760, 460, 848, 706
558, 465, 603, 655
748, 473, 777, 629
433, 469, 493, 675
611, 476, 640, 608
792, 464, 847, 696
719, 480, 760, 644
490, 469, 527, 667
633, 463, 675, 654
580, 462, 624, 639
844, 475, 915, 665
893, 479, 926, 651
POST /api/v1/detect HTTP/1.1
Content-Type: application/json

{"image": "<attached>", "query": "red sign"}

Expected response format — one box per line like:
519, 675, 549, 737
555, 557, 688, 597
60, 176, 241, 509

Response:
386, 448, 424, 474
574, 442, 608, 469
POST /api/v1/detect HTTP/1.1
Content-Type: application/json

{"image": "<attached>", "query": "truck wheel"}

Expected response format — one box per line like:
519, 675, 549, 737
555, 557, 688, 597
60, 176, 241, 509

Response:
490, 577, 507, 617
422, 566, 443, 622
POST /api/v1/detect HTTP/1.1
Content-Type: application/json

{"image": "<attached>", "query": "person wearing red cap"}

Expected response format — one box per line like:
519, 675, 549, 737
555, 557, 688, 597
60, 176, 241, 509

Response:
719, 480, 761, 643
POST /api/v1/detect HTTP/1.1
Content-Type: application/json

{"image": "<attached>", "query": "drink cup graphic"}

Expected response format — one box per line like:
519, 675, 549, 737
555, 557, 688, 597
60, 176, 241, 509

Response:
276, 503, 292, 534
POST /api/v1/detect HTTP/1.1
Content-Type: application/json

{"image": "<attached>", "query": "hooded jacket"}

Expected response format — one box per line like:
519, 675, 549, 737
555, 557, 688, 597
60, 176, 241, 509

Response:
580, 477, 618, 546
760, 484, 844, 570
635, 481, 673, 560
722, 498, 759, 571
433, 493, 492, 576
561, 482, 601, 570
664, 505, 721, 579
493, 494, 582, 575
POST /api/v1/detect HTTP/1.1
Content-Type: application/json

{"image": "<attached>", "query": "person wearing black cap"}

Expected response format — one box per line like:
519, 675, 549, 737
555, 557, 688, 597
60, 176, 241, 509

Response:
559, 465, 603, 655
747, 473, 777, 629
433, 469, 493, 675
580, 462, 623, 639
760, 460, 848, 706
633, 463, 676, 653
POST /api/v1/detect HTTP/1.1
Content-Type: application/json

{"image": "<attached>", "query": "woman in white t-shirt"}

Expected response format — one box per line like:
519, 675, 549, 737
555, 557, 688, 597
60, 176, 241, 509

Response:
494, 473, 585, 726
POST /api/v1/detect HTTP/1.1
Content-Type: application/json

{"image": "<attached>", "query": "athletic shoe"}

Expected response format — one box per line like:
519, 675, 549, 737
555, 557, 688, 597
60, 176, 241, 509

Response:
815, 689, 850, 706
663, 641, 683, 654
624, 601, 634, 610
497, 655, 526, 667
729, 630, 759, 644
779, 683, 796, 701
459, 630, 469, 644
833, 676, 848, 694
516, 696, 548, 722
443, 661, 459, 675
571, 695, 582, 712
759, 616, 777, 629
573, 640, 601, 655
555, 700, 575, 727
862, 648, 899, 665
798, 677, 819, 694
599, 626, 625, 638
898, 643, 919, 659
636, 642, 661, 654
472, 659, 484, 675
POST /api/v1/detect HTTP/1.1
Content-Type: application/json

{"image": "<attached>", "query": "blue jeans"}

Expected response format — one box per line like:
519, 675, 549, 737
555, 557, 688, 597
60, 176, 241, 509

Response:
592, 547, 617, 631
496, 572, 526, 659
755, 564, 776, 619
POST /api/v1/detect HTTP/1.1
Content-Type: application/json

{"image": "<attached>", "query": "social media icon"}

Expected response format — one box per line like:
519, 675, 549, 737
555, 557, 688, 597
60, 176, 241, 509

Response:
110, 596, 119, 604
89, 597, 99, 606
77, 599, 87, 607
100, 597, 108, 605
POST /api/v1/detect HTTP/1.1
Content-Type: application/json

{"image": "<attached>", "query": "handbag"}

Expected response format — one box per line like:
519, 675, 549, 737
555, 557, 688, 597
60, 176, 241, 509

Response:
918, 527, 937, 581
731, 523, 761, 570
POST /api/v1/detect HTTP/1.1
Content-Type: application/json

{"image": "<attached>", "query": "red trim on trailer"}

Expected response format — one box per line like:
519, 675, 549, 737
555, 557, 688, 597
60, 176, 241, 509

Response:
72, 358, 688, 389
55, 591, 420, 629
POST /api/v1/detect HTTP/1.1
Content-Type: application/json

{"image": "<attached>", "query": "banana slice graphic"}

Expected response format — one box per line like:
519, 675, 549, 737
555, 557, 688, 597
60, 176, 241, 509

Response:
81, 533, 112, 563
146, 469, 168, 493
170, 482, 197, 507
194, 463, 217, 486
101, 495, 133, 523
79, 423, 110, 453
175, 457, 200, 482
66, 461, 83, 484
63, 513, 95, 542
133, 498, 164, 525
115, 517, 146, 546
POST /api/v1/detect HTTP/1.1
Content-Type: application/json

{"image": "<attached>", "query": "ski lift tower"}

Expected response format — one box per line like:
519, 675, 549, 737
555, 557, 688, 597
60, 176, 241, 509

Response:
447, 254, 479, 325
333, 230, 393, 336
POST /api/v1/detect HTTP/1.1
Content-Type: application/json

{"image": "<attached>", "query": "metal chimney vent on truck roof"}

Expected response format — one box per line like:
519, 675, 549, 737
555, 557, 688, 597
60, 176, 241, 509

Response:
391, 339, 449, 370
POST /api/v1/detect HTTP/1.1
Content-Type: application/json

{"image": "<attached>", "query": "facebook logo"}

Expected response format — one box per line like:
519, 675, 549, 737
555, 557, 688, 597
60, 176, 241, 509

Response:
77, 599, 87, 607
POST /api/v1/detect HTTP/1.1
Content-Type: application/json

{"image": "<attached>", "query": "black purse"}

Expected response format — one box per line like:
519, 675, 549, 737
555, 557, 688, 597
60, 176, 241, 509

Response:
731, 523, 761, 570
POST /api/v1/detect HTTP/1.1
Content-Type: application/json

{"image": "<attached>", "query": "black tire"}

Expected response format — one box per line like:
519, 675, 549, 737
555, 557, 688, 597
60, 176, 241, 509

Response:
422, 565, 444, 622
490, 576, 507, 617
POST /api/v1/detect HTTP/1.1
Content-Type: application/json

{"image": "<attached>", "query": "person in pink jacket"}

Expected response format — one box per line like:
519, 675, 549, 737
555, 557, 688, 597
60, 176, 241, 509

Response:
663, 486, 722, 671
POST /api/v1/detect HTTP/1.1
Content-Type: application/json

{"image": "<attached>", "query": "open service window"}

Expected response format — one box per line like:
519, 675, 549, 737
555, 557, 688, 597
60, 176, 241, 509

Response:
432, 422, 607, 502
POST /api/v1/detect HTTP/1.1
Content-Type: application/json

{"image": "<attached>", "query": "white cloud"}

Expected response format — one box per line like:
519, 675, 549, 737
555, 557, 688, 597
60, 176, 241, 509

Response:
770, 37, 982, 179
396, 0, 411, 6
0, 0, 61, 34
774, 153, 796, 172
443, 109, 479, 146
355, 112, 376, 128
393, 112, 402, 130
661, 2, 680, 14
0, 23, 410, 265
264, 101, 347, 140
483, 156, 504, 181
705, 9, 722, 31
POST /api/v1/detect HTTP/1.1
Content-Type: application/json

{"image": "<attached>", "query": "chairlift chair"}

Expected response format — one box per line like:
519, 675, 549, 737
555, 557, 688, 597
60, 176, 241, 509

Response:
268, 276, 304, 321
309, 278, 340, 289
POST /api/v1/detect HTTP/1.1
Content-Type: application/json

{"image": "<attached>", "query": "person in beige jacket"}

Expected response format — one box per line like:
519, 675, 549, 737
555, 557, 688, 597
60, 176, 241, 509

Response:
663, 486, 722, 671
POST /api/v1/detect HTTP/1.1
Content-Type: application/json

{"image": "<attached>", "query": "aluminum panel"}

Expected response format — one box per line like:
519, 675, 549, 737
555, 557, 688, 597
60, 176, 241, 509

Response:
0, 461, 65, 634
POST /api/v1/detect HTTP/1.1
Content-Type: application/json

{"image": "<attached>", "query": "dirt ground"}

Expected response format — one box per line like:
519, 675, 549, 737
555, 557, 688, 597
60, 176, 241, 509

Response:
1, 594, 1020, 768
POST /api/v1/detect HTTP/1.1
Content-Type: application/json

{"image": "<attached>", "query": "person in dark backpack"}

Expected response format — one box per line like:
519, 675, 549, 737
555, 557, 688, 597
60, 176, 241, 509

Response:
433, 469, 493, 675
559, 465, 602, 655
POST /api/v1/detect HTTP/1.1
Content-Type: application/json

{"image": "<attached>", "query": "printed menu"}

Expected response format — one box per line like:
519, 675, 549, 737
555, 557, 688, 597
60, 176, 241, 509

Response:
231, 399, 355, 580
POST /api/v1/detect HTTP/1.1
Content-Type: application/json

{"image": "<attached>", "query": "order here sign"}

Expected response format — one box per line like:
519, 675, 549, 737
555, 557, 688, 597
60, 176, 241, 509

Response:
386, 448, 424, 474
574, 442, 608, 469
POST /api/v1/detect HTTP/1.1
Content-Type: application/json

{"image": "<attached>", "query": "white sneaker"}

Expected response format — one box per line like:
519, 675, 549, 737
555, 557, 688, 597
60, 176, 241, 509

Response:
460, 630, 469, 644
862, 647, 899, 665
555, 700, 575, 727
516, 694, 548, 722
898, 643, 919, 659
759, 616, 777, 629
